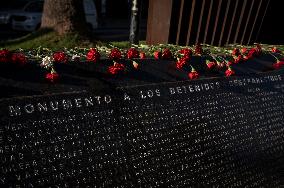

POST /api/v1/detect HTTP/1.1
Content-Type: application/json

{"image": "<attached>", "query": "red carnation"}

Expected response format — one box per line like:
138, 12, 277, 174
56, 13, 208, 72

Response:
217, 61, 226, 70
162, 48, 172, 59
273, 60, 284, 69
243, 55, 249, 61
46, 72, 59, 83
176, 57, 187, 69
241, 48, 247, 55
127, 48, 139, 59
188, 70, 200, 80
227, 61, 234, 66
179, 48, 192, 61
86, 48, 100, 63
53, 52, 68, 63
108, 62, 125, 75
206, 60, 216, 70
234, 55, 243, 64
194, 43, 203, 55
0, 49, 11, 63
255, 44, 262, 55
243, 45, 261, 59
154, 51, 162, 59
11, 53, 27, 65
140, 52, 146, 59
225, 68, 235, 77
272, 47, 281, 53
109, 48, 122, 60
232, 48, 241, 56
247, 48, 257, 59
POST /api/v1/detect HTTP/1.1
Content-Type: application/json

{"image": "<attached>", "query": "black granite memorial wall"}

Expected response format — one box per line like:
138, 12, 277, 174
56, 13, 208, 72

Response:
1, 70, 284, 187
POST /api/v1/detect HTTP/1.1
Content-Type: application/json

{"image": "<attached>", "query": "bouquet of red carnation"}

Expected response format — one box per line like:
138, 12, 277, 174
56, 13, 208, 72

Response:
225, 67, 235, 77
86, 48, 100, 63
46, 68, 59, 83
206, 60, 217, 70
179, 48, 192, 62
153, 51, 162, 59
109, 48, 122, 60
271, 47, 281, 53
11, 53, 27, 65
0, 49, 11, 63
188, 66, 200, 80
161, 48, 172, 60
127, 48, 139, 59
108, 62, 125, 75
140, 52, 146, 59
176, 57, 187, 70
53, 51, 68, 63
194, 43, 203, 55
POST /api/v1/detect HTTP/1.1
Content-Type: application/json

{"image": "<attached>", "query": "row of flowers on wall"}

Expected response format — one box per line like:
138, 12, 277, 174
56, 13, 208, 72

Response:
0, 44, 283, 83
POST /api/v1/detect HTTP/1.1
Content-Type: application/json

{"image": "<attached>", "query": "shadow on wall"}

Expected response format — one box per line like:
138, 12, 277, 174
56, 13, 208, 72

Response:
258, 1, 284, 44
146, 0, 283, 46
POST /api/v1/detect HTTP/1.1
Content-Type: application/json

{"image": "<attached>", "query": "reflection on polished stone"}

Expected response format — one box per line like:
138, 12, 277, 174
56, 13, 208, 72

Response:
1, 70, 284, 187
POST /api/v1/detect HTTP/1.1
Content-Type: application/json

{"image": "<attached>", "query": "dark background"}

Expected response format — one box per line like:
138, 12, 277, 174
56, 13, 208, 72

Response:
258, 1, 283, 44
0, 0, 283, 44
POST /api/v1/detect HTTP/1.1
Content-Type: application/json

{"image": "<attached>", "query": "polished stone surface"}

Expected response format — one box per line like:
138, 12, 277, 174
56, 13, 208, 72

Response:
1, 69, 284, 187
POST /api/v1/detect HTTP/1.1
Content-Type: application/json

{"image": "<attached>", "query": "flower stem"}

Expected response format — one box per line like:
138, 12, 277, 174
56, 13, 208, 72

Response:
269, 52, 280, 62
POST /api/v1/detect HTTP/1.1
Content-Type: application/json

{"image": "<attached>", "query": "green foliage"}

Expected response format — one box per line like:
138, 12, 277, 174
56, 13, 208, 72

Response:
0, 29, 283, 53
0, 29, 95, 50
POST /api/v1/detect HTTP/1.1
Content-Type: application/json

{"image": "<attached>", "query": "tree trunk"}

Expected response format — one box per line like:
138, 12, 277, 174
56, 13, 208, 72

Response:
41, 0, 88, 36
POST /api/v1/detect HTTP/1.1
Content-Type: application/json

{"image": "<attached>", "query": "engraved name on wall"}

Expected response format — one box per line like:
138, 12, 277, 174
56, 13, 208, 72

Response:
1, 72, 284, 187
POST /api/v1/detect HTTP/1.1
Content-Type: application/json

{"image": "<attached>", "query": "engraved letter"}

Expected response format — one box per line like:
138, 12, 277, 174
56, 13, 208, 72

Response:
194, 85, 201, 92
104, 95, 112, 103
204, 84, 210, 90
85, 97, 93, 106
50, 101, 59, 110
215, 82, 220, 88
188, 85, 194, 92
147, 90, 154, 97
124, 93, 131, 100
0, 177, 5, 184
140, 91, 146, 98
169, 88, 175, 94
24, 104, 34, 114
18, 153, 24, 160
8, 106, 21, 116
15, 174, 21, 181
75, 98, 82, 107
155, 89, 161, 96
62, 100, 73, 109
94, 96, 101, 104
176, 87, 182, 94
37, 103, 47, 112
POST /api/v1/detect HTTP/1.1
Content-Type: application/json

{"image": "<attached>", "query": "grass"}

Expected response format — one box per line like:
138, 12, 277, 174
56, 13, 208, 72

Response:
0, 29, 145, 51
0, 29, 96, 50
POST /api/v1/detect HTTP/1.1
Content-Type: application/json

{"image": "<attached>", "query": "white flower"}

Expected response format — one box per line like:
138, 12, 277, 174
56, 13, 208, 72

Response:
132, 61, 139, 69
72, 54, 81, 61
41, 56, 53, 68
